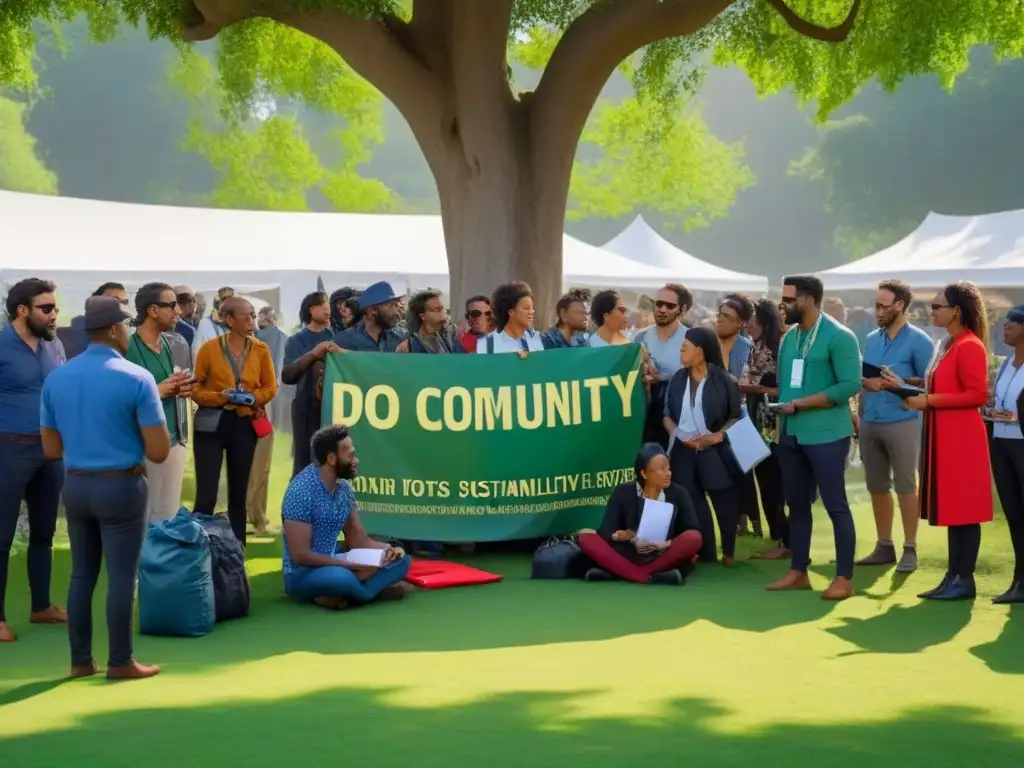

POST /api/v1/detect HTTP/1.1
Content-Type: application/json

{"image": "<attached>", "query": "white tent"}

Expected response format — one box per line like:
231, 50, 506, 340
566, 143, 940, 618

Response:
601, 214, 769, 294
0, 191, 683, 321
816, 210, 1024, 291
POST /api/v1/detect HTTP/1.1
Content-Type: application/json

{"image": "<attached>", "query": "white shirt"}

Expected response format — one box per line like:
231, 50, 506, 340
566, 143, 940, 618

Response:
993, 358, 1024, 440
477, 328, 546, 354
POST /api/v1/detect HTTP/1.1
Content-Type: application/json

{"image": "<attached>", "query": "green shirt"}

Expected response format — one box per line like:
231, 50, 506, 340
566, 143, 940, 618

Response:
777, 312, 861, 445
126, 334, 179, 444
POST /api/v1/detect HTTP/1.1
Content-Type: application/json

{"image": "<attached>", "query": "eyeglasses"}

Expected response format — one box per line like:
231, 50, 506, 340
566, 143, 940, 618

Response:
33, 303, 58, 315
654, 300, 678, 310
875, 303, 895, 311
468, 309, 492, 319
930, 303, 950, 311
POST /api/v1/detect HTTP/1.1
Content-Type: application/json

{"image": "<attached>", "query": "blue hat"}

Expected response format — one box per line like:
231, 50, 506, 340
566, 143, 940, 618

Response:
359, 281, 399, 310
1007, 305, 1024, 324
84, 296, 133, 331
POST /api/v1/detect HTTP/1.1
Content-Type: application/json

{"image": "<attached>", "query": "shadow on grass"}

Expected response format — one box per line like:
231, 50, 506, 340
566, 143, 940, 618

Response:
1, 689, 1021, 767
971, 607, 1024, 675
826, 601, 974, 655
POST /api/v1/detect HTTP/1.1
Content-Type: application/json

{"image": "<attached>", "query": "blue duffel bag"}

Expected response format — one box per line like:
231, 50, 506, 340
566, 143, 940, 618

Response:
139, 510, 216, 637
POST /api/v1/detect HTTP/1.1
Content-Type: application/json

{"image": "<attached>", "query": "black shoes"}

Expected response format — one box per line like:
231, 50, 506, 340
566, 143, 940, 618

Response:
920, 574, 976, 601
584, 567, 616, 582
992, 580, 1024, 604
648, 569, 683, 586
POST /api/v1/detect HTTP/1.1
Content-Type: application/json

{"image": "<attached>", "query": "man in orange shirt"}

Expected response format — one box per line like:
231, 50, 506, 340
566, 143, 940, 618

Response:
191, 297, 278, 546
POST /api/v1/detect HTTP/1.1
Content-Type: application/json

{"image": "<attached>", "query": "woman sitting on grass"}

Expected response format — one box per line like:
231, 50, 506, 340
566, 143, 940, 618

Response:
577, 443, 703, 585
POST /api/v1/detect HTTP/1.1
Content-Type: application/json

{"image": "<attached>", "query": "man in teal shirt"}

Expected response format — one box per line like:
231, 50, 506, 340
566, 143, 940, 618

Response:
767, 275, 861, 601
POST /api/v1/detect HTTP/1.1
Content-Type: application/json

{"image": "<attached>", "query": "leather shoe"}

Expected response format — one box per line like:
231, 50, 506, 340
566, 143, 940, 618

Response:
992, 580, 1024, 604
765, 570, 811, 591
821, 576, 853, 601
924, 575, 976, 601
917, 572, 952, 599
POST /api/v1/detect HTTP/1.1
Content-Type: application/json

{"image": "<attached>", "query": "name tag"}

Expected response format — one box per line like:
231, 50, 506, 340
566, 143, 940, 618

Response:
790, 359, 805, 389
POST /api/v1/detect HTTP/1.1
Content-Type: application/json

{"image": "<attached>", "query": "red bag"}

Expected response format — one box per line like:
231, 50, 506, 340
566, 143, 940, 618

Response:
251, 408, 273, 439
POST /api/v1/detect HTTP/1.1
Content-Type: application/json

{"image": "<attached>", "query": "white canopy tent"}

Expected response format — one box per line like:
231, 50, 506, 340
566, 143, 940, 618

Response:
0, 191, 683, 322
816, 210, 1024, 291
601, 214, 769, 294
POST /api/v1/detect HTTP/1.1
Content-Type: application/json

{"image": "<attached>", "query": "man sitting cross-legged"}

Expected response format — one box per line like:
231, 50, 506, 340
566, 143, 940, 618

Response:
282, 425, 412, 610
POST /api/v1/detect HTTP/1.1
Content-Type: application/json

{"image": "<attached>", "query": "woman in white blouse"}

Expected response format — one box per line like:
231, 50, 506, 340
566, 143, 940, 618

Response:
989, 305, 1024, 603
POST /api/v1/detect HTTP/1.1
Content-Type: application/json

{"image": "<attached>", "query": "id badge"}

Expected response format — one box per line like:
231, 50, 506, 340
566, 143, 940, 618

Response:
790, 359, 805, 389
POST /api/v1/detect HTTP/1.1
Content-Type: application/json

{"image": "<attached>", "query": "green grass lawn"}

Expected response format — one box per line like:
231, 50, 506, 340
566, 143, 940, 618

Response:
1, 441, 1022, 766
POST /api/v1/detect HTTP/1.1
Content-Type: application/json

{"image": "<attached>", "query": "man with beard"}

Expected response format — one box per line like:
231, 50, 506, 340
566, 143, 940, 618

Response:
397, 289, 466, 354
856, 279, 933, 572
282, 292, 341, 477
636, 283, 692, 447
334, 281, 405, 352
124, 283, 193, 523
458, 295, 493, 353
768, 276, 861, 601
541, 291, 589, 349
0, 278, 68, 643
281, 425, 412, 610
41, 295, 171, 679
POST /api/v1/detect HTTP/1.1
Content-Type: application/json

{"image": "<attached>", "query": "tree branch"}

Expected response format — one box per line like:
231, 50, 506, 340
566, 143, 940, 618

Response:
764, 0, 861, 43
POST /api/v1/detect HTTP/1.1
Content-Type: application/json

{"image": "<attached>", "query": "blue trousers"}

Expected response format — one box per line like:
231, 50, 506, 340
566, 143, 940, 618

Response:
285, 556, 411, 605
778, 435, 856, 580
0, 439, 64, 622
64, 473, 148, 667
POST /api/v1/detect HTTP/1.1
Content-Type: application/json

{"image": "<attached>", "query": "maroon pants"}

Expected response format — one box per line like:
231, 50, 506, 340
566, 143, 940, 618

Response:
578, 531, 703, 584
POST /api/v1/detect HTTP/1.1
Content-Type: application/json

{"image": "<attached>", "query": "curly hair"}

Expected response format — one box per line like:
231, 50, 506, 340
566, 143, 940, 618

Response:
406, 289, 443, 334
944, 281, 989, 344
491, 281, 533, 331
590, 290, 620, 327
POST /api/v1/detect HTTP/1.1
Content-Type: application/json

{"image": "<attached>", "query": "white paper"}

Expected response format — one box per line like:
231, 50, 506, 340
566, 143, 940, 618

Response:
725, 416, 772, 473
790, 359, 805, 389
637, 499, 674, 543
335, 548, 384, 567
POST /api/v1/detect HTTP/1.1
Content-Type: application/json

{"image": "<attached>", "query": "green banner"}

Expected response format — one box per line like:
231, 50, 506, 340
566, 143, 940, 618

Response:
322, 345, 646, 541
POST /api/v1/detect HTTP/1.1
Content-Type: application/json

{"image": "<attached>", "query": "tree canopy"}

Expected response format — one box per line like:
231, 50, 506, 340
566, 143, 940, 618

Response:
0, 95, 58, 194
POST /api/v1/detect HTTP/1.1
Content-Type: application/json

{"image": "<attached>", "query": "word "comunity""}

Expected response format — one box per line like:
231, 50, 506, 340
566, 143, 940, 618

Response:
331, 371, 640, 432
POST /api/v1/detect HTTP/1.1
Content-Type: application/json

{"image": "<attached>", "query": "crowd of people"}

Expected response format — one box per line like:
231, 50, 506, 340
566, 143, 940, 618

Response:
0, 270, 1022, 683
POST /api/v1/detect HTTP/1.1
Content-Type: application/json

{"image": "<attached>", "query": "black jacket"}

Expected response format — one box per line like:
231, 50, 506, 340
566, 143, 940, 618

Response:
597, 482, 700, 564
664, 364, 742, 491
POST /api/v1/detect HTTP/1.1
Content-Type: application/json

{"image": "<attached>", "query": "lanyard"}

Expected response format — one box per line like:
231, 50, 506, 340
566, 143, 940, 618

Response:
996, 361, 1024, 411
132, 334, 171, 383
795, 314, 823, 359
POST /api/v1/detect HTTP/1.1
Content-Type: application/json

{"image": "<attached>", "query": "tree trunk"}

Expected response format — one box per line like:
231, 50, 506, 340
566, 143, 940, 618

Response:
434, 117, 567, 327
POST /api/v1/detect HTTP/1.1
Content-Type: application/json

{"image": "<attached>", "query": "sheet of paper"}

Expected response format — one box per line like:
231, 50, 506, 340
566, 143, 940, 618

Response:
637, 499, 674, 543
725, 416, 772, 474
335, 548, 384, 567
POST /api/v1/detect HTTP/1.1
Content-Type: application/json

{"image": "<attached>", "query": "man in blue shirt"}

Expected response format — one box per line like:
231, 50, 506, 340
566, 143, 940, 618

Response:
334, 281, 405, 353
541, 291, 589, 349
282, 291, 340, 477
0, 278, 67, 644
41, 296, 171, 680
172, 285, 197, 348
59, 281, 129, 361
856, 279, 935, 573
281, 425, 411, 610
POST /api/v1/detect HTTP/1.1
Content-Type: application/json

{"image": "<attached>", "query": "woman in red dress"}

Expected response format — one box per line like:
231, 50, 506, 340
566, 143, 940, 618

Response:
903, 281, 992, 600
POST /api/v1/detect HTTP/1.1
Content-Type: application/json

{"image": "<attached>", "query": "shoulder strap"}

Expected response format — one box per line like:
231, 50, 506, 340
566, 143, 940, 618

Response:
487, 334, 494, 355
219, 336, 251, 388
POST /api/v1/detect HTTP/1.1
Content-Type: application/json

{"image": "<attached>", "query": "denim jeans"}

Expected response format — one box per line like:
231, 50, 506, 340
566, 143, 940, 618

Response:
64, 472, 148, 667
778, 435, 856, 579
285, 556, 411, 604
0, 439, 64, 622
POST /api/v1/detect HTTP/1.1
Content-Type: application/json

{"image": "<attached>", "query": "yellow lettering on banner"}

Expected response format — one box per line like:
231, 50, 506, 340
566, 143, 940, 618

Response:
416, 388, 442, 432
610, 370, 640, 419
474, 386, 513, 431
582, 377, 609, 422
570, 380, 583, 426
332, 383, 364, 425
443, 387, 473, 432
365, 385, 400, 430
515, 383, 543, 429
545, 381, 573, 428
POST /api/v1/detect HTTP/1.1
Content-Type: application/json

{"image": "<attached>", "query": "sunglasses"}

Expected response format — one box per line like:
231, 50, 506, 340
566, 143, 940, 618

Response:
654, 300, 678, 310
33, 303, 58, 315
468, 309, 492, 319
930, 303, 950, 311
152, 300, 178, 310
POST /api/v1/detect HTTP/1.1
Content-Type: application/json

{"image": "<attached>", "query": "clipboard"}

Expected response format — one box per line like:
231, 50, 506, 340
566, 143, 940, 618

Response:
862, 362, 884, 379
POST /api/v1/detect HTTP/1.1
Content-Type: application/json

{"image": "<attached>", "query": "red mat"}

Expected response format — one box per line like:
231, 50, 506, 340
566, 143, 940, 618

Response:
406, 559, 503, 590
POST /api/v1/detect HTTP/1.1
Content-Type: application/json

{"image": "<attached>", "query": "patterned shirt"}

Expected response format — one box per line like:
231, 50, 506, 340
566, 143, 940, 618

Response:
280, 463, 355, 575
741, 339, 776, 387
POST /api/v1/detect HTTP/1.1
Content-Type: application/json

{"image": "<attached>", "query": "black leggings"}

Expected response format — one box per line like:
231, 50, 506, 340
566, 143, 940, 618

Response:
193, 410, 258, 546
990, 437, 1024, 581
755, 444, 790, 547
947, 524, 981, 579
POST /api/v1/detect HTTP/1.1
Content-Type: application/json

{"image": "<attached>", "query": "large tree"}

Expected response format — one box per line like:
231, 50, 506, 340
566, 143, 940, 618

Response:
4, 0, 1019, 310
0, 95, 58, 194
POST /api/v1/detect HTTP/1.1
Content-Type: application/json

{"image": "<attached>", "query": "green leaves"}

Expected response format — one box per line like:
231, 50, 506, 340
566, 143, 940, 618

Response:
0, 96, 59, 194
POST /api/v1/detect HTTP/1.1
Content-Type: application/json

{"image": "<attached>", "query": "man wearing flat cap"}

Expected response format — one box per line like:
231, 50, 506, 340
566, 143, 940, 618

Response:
334, 281, 406, 353
40, 295, 171, 681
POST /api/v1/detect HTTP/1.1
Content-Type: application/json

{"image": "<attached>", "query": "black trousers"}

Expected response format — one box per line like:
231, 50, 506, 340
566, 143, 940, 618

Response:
947, 524, 981, 579
754, 444, 790, 547
670, 446, 741, 560
990, 437, 1024, 581
642, 383, 669, 449
193, 410, 258, 546
64, 472, 147, 667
